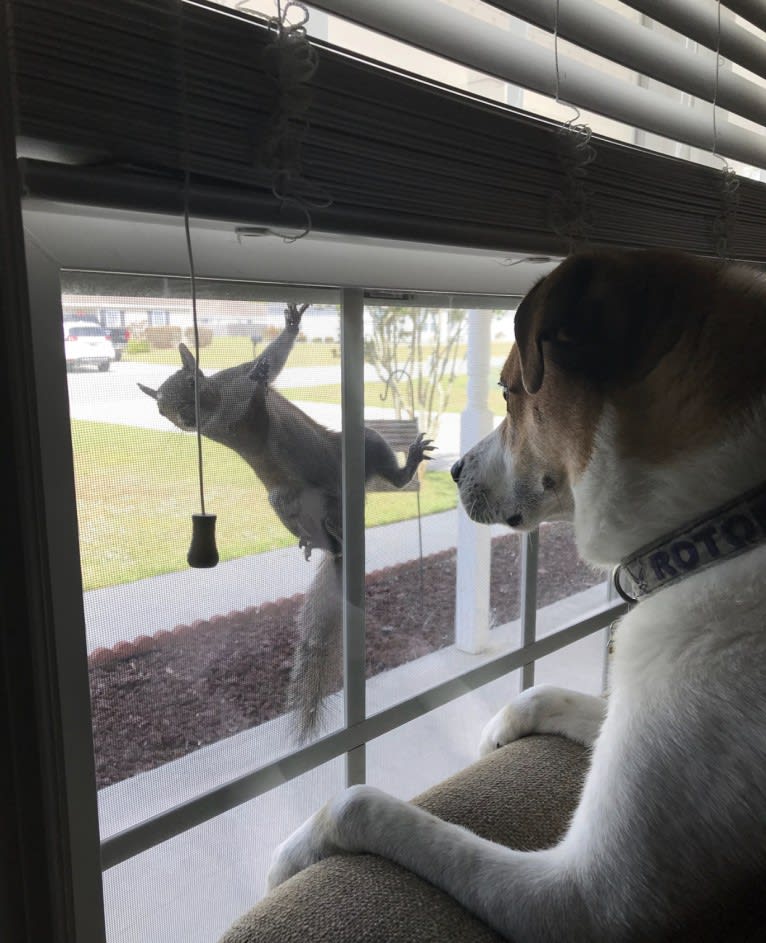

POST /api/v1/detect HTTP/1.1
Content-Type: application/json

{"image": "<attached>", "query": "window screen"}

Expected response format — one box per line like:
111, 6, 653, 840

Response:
67, 277, 344, 792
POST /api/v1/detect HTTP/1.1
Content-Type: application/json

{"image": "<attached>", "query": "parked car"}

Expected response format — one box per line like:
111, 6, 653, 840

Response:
63, 321, 116, 372
106, 326, 130, 361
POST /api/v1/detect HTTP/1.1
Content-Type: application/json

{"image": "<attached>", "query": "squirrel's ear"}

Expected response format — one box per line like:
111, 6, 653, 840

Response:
179, 343, 203, 375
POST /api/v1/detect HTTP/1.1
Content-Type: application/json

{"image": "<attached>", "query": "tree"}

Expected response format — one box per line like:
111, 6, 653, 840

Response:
364, 306, 467, 438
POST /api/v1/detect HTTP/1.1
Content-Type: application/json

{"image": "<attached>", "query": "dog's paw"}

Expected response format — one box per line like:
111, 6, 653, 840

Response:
479, 702, 530, 757
479, 685, 606, 756
479, 685, 568, 756
267, 805, 338, 891
267, 785, 387, 892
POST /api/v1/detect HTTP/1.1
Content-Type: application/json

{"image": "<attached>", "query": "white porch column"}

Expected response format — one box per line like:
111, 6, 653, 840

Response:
455, 309, 494, 653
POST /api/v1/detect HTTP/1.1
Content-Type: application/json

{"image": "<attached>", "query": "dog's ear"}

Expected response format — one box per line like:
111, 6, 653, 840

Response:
514, 252, 682, 393
514, 256, 596, 394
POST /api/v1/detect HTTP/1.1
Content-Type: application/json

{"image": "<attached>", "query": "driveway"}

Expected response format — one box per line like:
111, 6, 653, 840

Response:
65, 360, 369, 429
65, 360, 475, 468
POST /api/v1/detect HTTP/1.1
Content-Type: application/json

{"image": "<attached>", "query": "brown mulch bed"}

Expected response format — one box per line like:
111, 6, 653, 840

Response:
89, 524, 602, 788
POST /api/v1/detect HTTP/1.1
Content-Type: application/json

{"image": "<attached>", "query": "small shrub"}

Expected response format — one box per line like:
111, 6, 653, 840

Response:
183, 326, 213, 348
263, 325, 280, 341
126, 338, 150, 355
146, 326, 182, 350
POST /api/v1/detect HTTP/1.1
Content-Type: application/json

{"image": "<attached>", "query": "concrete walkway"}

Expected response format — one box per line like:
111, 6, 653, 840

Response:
83, 509, 510, 653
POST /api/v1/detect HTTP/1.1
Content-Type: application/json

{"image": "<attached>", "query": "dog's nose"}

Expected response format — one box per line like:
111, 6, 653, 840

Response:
450, 459, 464, 483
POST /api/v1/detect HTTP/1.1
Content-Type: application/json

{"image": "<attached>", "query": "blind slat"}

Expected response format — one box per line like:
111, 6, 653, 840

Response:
308, 0, 766, 168
724, 0, 766, 35
618, 0, 766, 82
487, 0, 766, 125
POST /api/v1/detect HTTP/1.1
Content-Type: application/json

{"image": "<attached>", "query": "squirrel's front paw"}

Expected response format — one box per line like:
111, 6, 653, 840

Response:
409, 432, 435, 464
284, 302, 309, 330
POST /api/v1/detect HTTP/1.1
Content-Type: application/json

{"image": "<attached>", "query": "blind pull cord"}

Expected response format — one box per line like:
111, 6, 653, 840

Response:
178, 2, 219, 567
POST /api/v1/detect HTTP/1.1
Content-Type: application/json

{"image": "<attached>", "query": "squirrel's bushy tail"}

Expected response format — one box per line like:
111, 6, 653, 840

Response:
287, 552, 343, 741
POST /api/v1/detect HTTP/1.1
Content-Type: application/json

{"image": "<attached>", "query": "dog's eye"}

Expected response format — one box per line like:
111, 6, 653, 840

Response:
499, 381, 523, 401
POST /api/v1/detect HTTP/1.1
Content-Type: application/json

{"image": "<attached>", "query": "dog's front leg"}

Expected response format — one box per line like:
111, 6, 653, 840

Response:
480, 684, 606, 756
268, 784, 589, 941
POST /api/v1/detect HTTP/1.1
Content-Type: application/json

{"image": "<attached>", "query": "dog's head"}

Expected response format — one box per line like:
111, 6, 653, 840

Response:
452, 250, 766, 566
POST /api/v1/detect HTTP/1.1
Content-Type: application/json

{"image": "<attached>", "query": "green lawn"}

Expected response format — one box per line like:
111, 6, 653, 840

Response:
125, 336, 342, 370
125, 336, 513, 375
281, 374, 507, 417
71, 420, 458, 591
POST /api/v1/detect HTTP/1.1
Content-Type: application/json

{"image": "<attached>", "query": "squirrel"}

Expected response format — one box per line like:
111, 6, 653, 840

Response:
139, 303, 434, 739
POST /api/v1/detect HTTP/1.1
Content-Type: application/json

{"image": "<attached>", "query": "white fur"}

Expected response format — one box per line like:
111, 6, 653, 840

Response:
574, 399, 766, 566
478, 684, 606, 756
267, 280, 766, 940
452, 423, 574, 531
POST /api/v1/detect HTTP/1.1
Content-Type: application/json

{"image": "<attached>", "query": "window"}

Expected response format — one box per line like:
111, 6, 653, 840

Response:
23, 202, 620, 941
99, 307, 123, 327
147, 308, 171, 327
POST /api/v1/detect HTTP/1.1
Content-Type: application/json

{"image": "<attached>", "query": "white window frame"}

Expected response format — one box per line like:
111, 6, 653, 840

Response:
23, 201, 627, 927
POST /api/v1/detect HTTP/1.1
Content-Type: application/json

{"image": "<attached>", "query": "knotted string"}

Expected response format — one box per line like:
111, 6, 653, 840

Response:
549, 0, 596, 255
261, 1, 332, 241
710, 0, 739, 260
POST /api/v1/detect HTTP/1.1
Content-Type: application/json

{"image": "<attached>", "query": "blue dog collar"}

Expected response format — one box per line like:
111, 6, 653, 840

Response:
613, 481, 766, 604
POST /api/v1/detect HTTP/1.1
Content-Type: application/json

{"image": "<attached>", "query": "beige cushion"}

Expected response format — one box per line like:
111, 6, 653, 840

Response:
219, 732, 766, 943
219, 735, 588, 943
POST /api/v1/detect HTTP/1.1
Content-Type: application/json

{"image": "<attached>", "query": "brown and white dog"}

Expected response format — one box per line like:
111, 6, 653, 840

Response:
267, 250, 766, 940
